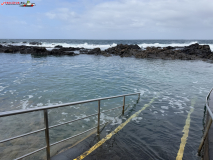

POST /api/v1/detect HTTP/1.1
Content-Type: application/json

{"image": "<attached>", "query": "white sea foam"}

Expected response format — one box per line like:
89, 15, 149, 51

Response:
174, 110, 184, 114
162, 96, 170, 100
21, 100, 29, 109
75, 114, 91, 122
12, 42, 117, 50
28, 95, 33, 98
84, 118, 90, 122
100, 113, 122, 125
132, 117, 142, 123
138, 41, 198, 48
71, 106, 80, 109
161, 106, 169, 110
160, 110, 165, 113
0, 86, 8, 92
138, 41, 213, 51
37, 103, 43, 107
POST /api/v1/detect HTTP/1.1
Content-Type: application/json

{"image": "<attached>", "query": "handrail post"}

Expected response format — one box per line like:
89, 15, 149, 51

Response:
44, 109, 51, 160
97, 100, 101, 135
122, 96, 125, 115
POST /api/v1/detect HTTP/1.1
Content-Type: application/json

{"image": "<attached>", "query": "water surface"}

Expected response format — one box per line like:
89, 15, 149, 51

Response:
0, 51, 212, 159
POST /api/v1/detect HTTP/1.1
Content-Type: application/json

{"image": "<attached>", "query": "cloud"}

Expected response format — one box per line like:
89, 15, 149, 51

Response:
45, 8, 77, 21
45, 12, 56, 19
1, 0, 213, 39
45, 0, 213, 31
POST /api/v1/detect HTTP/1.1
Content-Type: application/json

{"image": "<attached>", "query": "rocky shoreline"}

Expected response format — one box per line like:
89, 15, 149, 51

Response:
0, 43, 213, 61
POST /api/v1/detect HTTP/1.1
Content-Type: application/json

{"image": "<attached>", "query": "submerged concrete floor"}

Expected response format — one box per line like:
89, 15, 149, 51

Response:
51, 126, 123, 160
51, 133, 97, 160
51, 94, 213, 160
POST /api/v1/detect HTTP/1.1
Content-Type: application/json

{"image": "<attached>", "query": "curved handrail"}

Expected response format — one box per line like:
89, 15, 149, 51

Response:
206, 88, 213, 120
198, 88, 213, 155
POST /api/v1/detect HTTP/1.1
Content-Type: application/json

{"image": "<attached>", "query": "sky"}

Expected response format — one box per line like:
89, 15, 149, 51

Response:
0, 0, 213, 39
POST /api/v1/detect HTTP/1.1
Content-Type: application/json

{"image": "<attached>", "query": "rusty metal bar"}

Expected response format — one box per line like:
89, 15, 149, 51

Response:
44, 109, 50, 160
97, 100, 101, 135
122, 96, 125, 115
198, 118, 212, 155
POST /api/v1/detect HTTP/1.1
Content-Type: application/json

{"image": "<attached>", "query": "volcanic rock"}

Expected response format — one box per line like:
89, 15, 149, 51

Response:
33, 47, 47, 53
55, 45, 63, 48
105, 44, 141, 57
3, 46, 20, 53
182, 43, 212, 58
31, 47, 49, 56
88, 48, 102, 55
80, 49, 90, 54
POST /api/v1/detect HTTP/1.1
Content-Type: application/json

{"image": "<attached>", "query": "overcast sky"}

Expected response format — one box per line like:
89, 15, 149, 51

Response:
0, 0, 213, 39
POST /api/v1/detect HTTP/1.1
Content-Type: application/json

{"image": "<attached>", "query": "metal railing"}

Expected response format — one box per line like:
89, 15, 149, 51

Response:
0, 92, 140, 160
198, 88, 213, 155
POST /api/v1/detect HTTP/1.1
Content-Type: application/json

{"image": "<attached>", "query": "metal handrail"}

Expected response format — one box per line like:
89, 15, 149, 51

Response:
205, 88, 213, 120
0, 92, 140, 160
198, 88, 213, 155
0, 93, 139, 118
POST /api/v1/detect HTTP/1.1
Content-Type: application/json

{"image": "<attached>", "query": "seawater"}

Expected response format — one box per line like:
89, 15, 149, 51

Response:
0, 39, 213, 160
